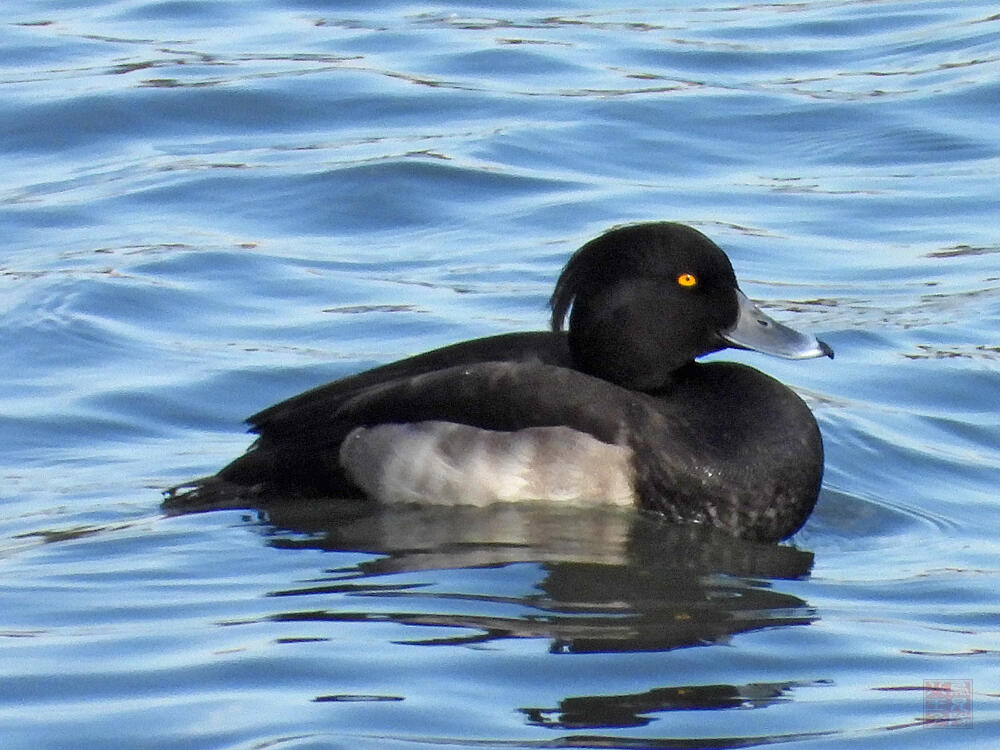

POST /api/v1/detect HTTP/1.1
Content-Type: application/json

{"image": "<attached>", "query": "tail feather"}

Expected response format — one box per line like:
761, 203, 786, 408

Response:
162, 473, 270, 512
163, 445, 357, 513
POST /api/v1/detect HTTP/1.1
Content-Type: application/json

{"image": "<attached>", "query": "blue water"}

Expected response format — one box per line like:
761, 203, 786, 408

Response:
2, 1, 999, 748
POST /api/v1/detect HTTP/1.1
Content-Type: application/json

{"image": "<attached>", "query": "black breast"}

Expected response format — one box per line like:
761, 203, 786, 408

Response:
628, 361, 823, 542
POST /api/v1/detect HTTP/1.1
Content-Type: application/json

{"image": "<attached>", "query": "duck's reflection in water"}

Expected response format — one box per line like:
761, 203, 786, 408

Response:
522, 680, 823, 730
233, 500, 828, 740
254, 500, 815, 654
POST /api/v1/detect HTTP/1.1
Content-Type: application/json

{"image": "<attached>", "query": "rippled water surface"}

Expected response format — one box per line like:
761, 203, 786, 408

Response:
2, 1, 999, 748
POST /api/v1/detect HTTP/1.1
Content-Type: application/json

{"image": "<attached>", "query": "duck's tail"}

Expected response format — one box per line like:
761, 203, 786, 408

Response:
163, 445, 358, 513
162, 474, 261, 513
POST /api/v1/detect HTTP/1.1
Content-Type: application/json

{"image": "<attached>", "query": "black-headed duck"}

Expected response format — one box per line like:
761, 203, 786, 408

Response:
167, 222, 833, 542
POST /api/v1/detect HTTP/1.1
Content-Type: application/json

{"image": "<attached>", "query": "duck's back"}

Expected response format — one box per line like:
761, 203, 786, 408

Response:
249, 331, 572, 441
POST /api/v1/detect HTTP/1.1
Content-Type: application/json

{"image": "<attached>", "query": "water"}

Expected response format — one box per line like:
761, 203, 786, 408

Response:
2, 1, 999, 747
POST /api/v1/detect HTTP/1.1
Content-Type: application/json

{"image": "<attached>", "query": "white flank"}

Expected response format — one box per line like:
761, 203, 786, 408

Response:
339, 421, 636, 507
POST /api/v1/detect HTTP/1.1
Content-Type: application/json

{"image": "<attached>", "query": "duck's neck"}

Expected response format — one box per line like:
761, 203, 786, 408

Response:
568, 333, 697, 392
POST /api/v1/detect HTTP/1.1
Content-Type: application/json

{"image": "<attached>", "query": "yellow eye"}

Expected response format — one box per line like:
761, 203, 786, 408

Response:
677, 272, 698, 288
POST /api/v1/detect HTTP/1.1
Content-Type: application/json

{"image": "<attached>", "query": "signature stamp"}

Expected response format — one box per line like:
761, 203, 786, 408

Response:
923, 679, 972, 727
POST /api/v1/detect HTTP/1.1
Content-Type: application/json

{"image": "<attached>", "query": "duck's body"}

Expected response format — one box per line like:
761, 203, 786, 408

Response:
167, 223, 832, 542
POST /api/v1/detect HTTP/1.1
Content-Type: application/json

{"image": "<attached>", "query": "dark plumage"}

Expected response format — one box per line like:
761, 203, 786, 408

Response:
167, 222, 833, 542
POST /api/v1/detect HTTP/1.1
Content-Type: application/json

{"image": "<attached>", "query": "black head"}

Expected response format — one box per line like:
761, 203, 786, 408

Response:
550, 223, 740, 391
550, 222, 833, 391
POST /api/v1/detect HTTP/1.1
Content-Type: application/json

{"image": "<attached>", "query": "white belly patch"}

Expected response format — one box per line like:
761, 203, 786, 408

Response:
339, 421, 637, 507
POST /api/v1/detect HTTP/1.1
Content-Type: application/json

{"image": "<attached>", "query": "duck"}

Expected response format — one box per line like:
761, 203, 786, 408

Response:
166, 222, 833, 542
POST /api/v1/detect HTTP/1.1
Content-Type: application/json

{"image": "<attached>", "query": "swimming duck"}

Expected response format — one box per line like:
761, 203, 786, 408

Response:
167, 222, 833, 542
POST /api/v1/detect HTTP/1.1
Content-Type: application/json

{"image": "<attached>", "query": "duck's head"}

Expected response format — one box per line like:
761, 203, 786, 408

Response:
550, 222, 833, 391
